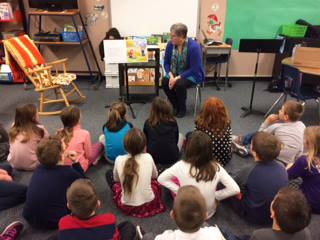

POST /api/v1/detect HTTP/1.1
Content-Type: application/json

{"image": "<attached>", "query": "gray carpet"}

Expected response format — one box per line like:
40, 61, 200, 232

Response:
0, 80, 319, 240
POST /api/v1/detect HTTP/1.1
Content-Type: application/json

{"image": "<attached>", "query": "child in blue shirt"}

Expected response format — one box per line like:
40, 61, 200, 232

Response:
100, 102, 133, 163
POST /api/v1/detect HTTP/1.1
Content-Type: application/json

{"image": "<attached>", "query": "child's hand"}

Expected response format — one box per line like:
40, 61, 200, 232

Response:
67, 151, 78, 163
265, 114, 279, 125
0, 172, 12, 182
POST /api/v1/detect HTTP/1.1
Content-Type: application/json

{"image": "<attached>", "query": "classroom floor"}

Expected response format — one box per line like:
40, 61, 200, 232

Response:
0, 80, 319, 240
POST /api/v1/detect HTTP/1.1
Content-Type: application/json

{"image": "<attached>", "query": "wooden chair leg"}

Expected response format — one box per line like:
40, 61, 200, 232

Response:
39, 92, 44, 113
71, 82, 86, 99
59, 88, 70, 107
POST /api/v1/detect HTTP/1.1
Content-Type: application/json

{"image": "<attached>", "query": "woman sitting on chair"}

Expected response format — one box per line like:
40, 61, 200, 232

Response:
163, 23, 205, 118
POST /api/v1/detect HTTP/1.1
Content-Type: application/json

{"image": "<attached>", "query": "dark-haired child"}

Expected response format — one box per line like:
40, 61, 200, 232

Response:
287, 126, 320, 214
143, 97, 182, 167
57, 106, 103, 172
250, 187, 312, 240
158, 131, 239, 218
8, 103, 48, 170
59, 179, 137, 240
23, 136, 85, 229
233, 100, 305, 165
232, 132, 288, 225
142, 185, 225, 240
100, 101, 133, 163
106, 128, 165, 218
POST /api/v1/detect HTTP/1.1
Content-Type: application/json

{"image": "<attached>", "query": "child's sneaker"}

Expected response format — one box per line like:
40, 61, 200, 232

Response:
0, 221, 24, 240
231, 141, 249, 157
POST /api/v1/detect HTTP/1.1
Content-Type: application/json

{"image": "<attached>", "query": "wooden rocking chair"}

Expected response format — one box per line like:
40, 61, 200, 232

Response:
4, 35, 86, 115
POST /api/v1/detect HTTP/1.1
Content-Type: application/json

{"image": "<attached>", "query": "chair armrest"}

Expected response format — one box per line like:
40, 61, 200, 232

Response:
46, 58, 68, 66
29, 65, 52, 73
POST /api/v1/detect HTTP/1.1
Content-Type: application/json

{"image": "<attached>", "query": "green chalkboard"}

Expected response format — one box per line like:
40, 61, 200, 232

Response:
224, 0, 320, 49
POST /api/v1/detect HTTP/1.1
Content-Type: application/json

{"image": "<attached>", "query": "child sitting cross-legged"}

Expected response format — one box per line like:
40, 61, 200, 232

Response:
231, 132, 288, 225
58, 179, 137, 240
105, 128, 165, 218
57, 106, 104, 172
100, 101, 133, 164
233, 100, 305, 166
8, 103, 49, 170
141, 185, 225, 240
287, 126, 320, 214
143, 97, 183, 168
158, 131, 240, 218
23, 135, 85, 229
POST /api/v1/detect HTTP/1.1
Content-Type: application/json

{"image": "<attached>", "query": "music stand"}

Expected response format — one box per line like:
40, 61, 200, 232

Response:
239, 39, 283, 118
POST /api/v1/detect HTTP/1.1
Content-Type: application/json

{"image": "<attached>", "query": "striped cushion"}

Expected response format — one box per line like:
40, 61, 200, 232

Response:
4, 35, 44, 68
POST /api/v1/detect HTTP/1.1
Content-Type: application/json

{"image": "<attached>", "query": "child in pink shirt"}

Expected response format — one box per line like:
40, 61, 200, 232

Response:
8, 104, 48, 170
57, 106, 103, 172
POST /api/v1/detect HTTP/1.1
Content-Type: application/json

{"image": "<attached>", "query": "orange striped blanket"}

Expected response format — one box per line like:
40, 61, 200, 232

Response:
4, 35, 45, 83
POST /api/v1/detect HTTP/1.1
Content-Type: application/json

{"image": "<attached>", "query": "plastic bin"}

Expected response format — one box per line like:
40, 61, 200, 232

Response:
61, 31, 85, 42
0, 72, 13, 83
279, 25, 307, 38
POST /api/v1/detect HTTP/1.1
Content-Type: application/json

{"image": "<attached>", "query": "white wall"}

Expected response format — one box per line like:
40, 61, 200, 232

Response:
110, 0, 199, 37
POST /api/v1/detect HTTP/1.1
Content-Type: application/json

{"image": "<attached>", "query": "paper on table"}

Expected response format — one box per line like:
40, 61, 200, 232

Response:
103, 40, 127, 63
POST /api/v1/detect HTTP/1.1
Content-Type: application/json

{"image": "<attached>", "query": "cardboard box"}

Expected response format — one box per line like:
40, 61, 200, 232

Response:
293, 47, 320, 69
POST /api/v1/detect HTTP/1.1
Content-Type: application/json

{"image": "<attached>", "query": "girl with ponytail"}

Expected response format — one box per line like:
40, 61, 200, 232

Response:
57, 106, 103, 172
100, 101, 133, 163
106, 128, 165, 217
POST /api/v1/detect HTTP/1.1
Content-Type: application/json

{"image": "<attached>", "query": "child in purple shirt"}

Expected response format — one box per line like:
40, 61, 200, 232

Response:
287, 126, 320, 214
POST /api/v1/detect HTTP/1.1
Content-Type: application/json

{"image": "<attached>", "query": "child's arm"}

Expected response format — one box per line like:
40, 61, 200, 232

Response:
287, 156, 307, 179
157, 162, 180, 194
83, 132, 93, 160
215, 167, 240, 201
151, 158, 158, 179
259, 114, 279, 132
68, 151, 86, 177
113, 159, 120, 182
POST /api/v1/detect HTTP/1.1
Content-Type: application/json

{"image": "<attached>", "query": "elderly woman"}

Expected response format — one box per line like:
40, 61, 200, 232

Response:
163, 23, 205, 118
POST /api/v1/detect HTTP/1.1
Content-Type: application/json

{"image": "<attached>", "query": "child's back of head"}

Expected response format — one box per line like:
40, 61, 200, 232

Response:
195, 97, 230, 134
9, 103, 44, 143
105, 102, 127, 132
185, 131, 219, 182
252, 132, 281, 163
282, 100, 304, 122
172, 185, 207, 233
67, 179, 98, 219
57, 105, 81, 145
36, 135, 62, 168
272, 187, 311, 234
148, 97, 176, 127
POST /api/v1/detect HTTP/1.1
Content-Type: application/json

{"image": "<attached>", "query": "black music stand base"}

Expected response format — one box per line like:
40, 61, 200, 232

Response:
241, 107, 265, 118
239, 39, 283, 118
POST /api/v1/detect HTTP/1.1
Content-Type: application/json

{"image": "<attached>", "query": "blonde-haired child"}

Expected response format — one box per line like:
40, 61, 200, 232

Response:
287, 126, 320, 214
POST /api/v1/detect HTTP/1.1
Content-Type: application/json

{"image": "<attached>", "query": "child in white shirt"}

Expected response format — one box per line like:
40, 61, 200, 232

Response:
106, 128, 165, 218
158, 131, 240, 218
